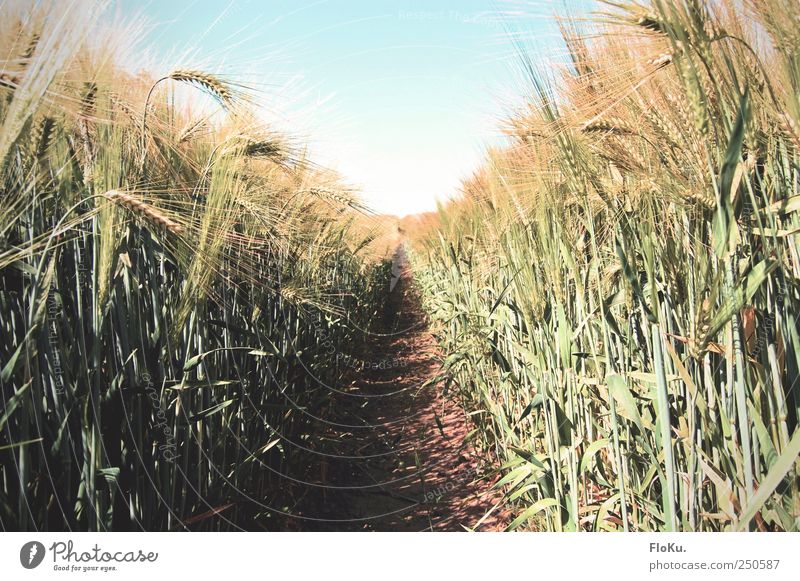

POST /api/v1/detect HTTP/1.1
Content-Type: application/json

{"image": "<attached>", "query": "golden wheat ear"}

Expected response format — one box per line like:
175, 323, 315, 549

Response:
176, 116, 208, 144
168, 69, 235, 108
139, 69, 241, 166
102, 189, 184, 235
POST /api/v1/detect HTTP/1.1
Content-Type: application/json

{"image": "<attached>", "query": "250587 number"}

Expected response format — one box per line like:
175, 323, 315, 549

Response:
736, 560, 780, 570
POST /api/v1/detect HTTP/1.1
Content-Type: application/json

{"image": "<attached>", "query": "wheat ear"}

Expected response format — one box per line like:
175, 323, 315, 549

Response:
103, 190, 184, 235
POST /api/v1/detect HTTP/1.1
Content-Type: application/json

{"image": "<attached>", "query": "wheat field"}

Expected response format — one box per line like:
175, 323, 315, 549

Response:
1, 0, 799, 534
411, 0, 800, 531
0, 1, 392, 531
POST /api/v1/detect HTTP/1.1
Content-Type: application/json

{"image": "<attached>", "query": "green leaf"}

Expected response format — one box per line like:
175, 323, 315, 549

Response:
615, 239, 656, 323
1, 328, 35, 383
579, 439, 609, 474
736, 427, 800, 530
556, 303, 572, 369
517, 402, 533, 424
506, 498, 558, 530
0, 437, 43, 452
490, 333, 512, 373
443, 352, 466, 369
187, 398, 236, 422
495, 464, 533, 490
489, 268, 522, 316
749, 403, 778, 470
509, 446, 546, 470
167, 379, 237, 391
98, 467, 121, 485
607, 374, 643, 431
183, 353, 206, 372
702, 258, 779, 345
0, 382, 30, 431
602, 290, 625, 338
714, 87, 749, 257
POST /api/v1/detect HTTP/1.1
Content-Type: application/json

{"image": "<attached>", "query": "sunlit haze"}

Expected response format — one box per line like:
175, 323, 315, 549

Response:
115, 0, 587, 216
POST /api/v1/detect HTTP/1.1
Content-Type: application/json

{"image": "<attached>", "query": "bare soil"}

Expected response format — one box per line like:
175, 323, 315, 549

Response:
291, 248, 510, 531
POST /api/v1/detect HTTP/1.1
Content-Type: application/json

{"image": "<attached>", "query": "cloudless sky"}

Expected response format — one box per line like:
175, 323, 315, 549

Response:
112, 0, 592, 216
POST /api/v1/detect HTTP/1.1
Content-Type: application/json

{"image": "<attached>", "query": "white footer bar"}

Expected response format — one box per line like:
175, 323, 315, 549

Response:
1, 532, 797, 580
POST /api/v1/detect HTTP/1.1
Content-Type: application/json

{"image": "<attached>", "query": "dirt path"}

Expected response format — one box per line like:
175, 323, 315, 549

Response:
292, 247, 510, 531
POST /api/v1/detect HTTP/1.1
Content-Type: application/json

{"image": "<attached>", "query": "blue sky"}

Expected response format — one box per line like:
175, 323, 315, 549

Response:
113, 0, 590, 216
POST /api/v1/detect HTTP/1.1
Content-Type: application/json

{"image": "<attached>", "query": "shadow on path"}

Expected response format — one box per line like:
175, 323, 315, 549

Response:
293, 246, 510, 531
